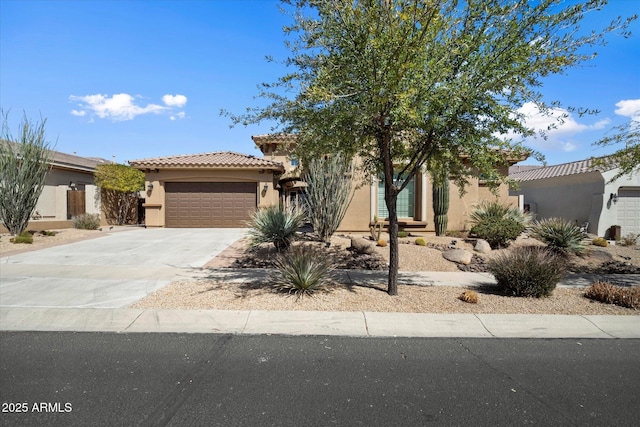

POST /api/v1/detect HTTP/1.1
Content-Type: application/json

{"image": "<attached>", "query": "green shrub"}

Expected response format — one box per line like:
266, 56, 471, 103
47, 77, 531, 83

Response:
72, 213, 100, 230
10, 231, 33, 244
40, 230, 58, 236
487, 246, 566, 297
592, 237, 609, 247
415, 237, 426, 246
469, 200, 534, 228
247, 205, 305, 252
397, 231, 409, 238
530, 217, 587, 255
273, 245, 333, 298
584, 281, 640, 310
469, 217, 524, 249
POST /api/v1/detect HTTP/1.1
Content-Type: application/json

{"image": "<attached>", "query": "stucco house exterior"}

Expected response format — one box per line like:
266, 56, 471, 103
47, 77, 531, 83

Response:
0, 145, 107, 232
509, 158, 640, 238
132, 134, 525, 232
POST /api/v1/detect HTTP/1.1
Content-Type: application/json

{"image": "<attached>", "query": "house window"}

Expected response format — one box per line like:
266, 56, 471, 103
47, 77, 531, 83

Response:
378, 176, 415, 219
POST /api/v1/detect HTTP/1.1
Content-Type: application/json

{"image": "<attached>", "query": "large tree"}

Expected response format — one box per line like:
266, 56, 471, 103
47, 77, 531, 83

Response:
592, 118, 640, 181
94, 163, 145, 225
0, 110, 54, 235
230, 0, 635, 295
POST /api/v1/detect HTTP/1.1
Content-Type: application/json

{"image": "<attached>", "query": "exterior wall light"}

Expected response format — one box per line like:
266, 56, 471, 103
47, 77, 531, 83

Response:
263, 184, 269, 192
147, 183, 154, 192
69, 181, 77, 190
610, 193, 618, 203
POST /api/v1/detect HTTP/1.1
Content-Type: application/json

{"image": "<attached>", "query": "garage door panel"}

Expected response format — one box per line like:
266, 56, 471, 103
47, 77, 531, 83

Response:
617, 189, 639, 235
165, 182, 256, 228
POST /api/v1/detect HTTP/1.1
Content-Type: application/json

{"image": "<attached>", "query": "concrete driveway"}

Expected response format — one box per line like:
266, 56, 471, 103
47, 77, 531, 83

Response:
0, 228, 245, 309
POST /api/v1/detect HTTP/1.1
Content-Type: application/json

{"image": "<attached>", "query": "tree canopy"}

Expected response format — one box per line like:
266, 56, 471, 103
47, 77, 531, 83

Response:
229, 0, 636, 295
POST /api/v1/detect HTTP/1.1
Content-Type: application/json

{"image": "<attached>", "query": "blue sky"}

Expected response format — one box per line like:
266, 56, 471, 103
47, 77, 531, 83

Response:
1, 0, 638, 166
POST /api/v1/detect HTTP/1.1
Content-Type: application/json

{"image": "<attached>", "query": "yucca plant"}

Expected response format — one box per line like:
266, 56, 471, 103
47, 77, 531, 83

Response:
469, 200, 534, 228
272, 245, 333, 298
488, 246, 566, 297
530, 217, 588, 255
247, 205, 305, 252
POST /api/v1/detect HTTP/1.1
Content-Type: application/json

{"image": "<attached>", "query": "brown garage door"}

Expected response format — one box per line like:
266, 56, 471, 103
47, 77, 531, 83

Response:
165, 182, 257, 228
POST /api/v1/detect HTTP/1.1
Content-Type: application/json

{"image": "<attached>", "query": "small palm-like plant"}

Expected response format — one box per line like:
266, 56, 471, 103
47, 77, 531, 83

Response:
530, 217, 588, 255
273, 245, 333, 297
247, 205, 305, 252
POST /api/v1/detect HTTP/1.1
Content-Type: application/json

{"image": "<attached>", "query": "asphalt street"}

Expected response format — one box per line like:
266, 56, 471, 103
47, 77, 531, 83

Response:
1, 333, 639, 426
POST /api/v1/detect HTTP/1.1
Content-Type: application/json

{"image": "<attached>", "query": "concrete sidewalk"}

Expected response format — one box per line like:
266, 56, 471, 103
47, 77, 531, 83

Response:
1, 306, 638, 338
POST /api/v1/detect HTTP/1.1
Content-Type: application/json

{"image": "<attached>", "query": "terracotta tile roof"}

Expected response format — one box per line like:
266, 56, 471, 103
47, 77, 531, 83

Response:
129, 151, 284, 170
509, 157, 615, 182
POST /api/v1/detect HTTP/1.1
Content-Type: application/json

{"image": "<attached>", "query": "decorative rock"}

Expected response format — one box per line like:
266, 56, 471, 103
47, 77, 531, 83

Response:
474, 239, 492, 254
442, 248, 473, 265
351, 237, 375, 255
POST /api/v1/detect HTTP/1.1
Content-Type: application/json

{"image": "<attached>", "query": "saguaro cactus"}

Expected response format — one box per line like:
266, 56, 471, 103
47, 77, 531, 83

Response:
432, 172, 449, 236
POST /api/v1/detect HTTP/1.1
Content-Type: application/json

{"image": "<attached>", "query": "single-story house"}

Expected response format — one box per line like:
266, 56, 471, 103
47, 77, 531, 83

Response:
0, 144, 108, 232
132, 135, 525, 232
509, 158, 640, 238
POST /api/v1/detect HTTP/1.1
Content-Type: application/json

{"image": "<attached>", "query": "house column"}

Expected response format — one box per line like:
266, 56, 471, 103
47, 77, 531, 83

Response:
420, 172, 428, 222
370, 177, 377, 221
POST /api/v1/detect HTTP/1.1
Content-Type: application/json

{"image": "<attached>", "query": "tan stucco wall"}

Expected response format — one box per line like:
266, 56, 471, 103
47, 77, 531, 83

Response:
142, 168, 280, 227
339, 167, 517, 232
32, 168, 99, 221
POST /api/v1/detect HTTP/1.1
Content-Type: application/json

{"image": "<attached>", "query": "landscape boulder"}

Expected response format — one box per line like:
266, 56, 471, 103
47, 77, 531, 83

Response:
442, 248, 473, 265
474, 239, 492, 254
350, 237, 375, 255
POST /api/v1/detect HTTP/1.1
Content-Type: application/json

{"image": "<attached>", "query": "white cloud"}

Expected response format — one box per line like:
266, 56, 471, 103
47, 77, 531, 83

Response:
170, 112, 186, 121
162, 94, 187, 107
614, 99, 640, 121
501, 102, 612, 153
70, 92, 188, 121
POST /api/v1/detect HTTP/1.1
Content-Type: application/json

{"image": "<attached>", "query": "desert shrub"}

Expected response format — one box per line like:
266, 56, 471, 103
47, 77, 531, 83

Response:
458, 290, 479, 304
469, 217, 524, 249
469, 200, 534, 228
619, 233, 639, 247
247, 205, 305, 252
398, 231, 409, 238
72, 213, 100, 230
415, 237, 426, 246
10, 230, 33, 244
584, 281, 640, 310
487, 246, 566, 297
530, 217, 587, 255
592, 237, 609, 247
377, 239, 387, 247
273, 245, 333, 297
40, 230, 57, 236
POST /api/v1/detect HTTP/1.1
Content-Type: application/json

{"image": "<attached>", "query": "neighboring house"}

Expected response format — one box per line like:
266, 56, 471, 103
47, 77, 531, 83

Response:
509, 158, 640, 238
132, 135, 525, 231
0, 144, 108, 232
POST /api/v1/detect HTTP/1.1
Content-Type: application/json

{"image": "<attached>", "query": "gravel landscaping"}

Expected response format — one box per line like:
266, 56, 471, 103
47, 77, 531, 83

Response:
133, 232, 640, 315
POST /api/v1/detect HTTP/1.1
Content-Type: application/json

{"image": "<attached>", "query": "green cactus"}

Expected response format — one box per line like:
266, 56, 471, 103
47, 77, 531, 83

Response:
432, 172, 449, 236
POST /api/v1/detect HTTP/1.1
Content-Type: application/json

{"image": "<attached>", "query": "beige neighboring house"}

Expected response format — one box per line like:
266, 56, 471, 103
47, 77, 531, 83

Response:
0, 145, 108, 232
132, 134, 525, 232
510, 158, 640, 238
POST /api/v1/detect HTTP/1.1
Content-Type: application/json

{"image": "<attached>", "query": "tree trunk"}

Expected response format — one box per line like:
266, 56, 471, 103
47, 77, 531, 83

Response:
385, 186, 399, 296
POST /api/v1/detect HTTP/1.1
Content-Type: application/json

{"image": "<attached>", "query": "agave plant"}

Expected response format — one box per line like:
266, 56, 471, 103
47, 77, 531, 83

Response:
530, 217, 588, 255
272, 245, 333, 298
246, 205, 306, 252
